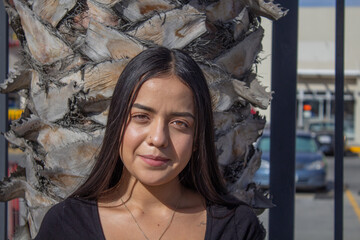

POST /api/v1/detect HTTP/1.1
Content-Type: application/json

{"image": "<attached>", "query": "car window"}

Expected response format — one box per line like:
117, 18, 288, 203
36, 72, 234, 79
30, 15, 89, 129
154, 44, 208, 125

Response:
296, 136, 318, 153
258, 137, 270, 152
257, 135, 318, 153
309, 122, 334, 132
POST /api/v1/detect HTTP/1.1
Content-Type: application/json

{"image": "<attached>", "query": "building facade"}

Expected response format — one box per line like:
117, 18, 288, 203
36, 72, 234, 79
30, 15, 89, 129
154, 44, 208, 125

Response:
258, 1, 360, 147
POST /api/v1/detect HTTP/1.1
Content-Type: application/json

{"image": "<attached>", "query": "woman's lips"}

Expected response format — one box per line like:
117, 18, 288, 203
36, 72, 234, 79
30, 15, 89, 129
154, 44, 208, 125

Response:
139, 155, 170, 167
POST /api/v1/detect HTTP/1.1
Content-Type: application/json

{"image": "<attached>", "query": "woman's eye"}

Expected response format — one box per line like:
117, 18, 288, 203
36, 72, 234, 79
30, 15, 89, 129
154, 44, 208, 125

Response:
132, 114, 149, 122
171, 120, 189, 128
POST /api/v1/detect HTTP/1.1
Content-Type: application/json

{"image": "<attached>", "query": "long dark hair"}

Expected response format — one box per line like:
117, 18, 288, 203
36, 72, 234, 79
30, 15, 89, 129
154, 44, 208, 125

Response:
71, 47, 233, 205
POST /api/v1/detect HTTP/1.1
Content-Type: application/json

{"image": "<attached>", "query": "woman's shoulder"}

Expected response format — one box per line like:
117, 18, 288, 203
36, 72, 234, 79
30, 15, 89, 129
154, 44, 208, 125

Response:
206, 198, 266, 240
233, 204, 266, 240
35, 198, 104, 240
42, 197, 97, 221
207, 200, 258, 221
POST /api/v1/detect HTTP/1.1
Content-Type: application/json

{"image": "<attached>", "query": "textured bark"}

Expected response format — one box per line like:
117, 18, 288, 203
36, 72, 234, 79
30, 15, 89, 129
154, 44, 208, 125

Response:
1, 0, 286, 238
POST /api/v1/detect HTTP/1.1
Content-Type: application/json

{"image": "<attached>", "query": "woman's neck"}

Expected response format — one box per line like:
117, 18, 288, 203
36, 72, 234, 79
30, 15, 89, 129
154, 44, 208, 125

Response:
102, 169, 186, 211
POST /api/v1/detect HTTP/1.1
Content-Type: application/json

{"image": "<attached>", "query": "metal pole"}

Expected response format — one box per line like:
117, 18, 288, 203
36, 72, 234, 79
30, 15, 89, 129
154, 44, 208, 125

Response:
0, 1, 9, 239
334, 0, 344, 239
269, 0, 298, 239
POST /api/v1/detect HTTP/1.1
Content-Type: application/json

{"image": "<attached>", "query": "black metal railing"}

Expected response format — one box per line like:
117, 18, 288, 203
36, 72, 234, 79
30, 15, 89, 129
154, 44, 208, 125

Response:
269, 0, 345, 240
0, 2, 9, 240
269, 0, 298, 239
334, 1, 345, 239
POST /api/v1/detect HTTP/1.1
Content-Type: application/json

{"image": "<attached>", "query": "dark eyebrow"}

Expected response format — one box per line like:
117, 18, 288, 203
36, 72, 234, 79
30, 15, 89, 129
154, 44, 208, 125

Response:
132, 103, 195, 120
170, 112, 195, 120
133, 103, 155, 113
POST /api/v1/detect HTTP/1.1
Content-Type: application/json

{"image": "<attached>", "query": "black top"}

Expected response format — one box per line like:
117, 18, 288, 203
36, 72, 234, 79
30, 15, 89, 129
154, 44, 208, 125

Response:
35, 198, 265, 240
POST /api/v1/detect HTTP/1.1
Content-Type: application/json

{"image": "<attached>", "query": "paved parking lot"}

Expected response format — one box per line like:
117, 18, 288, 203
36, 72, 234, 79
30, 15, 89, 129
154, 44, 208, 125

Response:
258, 156, 360, 240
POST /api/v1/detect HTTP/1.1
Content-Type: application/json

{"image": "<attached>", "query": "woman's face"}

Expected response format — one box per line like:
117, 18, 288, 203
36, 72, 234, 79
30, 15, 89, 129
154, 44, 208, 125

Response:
119, 74, 195, 186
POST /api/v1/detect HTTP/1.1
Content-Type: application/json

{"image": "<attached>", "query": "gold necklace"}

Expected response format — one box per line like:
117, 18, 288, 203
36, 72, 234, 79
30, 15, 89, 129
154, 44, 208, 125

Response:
120, 197, 181, 240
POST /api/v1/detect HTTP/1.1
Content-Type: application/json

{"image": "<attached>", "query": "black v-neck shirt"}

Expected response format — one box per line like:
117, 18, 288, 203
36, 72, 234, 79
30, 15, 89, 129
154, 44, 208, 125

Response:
35, 198, 265, 240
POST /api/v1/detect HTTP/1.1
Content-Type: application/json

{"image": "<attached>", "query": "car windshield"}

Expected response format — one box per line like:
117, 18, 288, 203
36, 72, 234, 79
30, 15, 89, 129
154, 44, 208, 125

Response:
258, 135, 318, 153
309, 122, 334, 132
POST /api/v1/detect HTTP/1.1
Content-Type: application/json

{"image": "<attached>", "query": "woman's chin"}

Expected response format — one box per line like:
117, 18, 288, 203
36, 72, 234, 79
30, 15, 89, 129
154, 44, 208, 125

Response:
135, 173, 180, 188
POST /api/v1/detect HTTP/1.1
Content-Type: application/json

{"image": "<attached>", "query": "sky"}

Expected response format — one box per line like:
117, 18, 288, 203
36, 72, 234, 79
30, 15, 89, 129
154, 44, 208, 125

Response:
300, 0, 360, 7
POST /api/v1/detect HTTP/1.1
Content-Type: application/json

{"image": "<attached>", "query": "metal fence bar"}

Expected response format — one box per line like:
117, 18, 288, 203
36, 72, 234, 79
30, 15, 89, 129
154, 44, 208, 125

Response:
269, 0, 298, 239
0, 1, 9, 239
334, 0, 345, 239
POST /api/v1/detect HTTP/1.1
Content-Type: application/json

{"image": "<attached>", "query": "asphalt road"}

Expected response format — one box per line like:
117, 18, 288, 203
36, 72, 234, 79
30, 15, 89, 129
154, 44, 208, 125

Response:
259, 155, 360, 240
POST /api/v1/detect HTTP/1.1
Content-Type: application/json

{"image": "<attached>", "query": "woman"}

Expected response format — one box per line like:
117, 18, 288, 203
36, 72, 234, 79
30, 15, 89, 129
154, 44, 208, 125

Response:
35, 47, 265, 240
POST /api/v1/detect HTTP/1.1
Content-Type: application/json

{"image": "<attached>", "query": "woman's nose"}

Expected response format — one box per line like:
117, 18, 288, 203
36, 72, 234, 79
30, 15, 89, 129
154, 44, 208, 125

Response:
147, 119, 169, 148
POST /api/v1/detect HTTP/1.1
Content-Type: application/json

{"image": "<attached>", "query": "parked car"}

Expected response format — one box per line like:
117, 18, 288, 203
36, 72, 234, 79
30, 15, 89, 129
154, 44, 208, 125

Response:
253, 131, 327, 190
304, 119, 347, 156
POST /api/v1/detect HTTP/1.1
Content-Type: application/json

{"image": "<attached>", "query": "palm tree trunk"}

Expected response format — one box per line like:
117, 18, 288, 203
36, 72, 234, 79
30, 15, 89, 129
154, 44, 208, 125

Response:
0, 0, 287, 238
